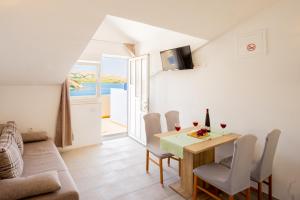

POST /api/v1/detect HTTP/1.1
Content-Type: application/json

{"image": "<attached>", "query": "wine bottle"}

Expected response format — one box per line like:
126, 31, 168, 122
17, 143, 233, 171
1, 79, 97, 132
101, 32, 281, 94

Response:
205, 108, 211, 132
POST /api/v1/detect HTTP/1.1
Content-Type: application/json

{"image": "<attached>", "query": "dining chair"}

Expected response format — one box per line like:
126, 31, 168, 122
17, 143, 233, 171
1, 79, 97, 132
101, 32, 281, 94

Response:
192, 134, 257, 200
219, 129, 281, 200
144, 113, 178, 185
165, 110, 181, 175
165, 110, 180, 132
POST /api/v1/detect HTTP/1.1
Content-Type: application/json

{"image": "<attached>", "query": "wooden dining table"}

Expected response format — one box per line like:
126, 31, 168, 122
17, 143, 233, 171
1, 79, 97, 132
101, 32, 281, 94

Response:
155, 127, 240, 199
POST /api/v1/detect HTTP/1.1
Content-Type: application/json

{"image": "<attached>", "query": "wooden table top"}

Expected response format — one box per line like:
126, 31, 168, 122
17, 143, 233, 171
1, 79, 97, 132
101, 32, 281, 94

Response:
155, 127, 240, 154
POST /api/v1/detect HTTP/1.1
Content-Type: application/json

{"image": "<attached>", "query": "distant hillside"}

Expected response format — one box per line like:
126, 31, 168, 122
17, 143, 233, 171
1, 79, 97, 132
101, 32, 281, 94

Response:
101, 75, 127, 83
69, 72, 96, 83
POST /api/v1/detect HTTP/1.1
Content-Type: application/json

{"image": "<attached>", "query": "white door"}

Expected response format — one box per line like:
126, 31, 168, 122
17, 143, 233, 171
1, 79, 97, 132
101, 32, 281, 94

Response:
128, 55, 149, 145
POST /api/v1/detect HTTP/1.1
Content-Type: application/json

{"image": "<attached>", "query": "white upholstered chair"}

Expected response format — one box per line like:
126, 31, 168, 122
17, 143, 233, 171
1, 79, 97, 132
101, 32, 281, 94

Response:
220, 129, 281, 200
144, 113, 176, 185
193, 134, 257, 200
165, 110, 180, 132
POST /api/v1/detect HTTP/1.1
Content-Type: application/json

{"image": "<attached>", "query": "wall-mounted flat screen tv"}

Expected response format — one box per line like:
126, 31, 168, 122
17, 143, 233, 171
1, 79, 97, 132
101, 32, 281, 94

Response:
160, 45, 194, 71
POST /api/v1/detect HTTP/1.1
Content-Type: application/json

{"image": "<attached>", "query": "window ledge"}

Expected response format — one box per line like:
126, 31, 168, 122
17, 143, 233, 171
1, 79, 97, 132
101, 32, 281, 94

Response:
70, 97, 101, 105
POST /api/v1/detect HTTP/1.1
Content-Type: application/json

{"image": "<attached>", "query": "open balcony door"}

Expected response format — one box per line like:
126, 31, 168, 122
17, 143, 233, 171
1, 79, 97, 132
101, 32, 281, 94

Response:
128, 55, 149, 145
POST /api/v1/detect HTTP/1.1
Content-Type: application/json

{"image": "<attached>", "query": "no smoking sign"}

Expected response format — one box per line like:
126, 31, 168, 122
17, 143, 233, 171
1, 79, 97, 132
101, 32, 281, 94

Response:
247, 43, 256, 51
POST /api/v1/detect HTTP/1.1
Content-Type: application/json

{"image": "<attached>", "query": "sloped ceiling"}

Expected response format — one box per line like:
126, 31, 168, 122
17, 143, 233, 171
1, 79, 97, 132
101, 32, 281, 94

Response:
104, 15, 208, 47
92, 17, 135, 44
80, 15, 208, 61
79, 16, 135, 61
0, 0, 106, 84
0, 0, 278, 84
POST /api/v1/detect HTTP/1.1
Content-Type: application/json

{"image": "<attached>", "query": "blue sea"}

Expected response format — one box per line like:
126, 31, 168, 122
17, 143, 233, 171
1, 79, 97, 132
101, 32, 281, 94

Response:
70, 83, 127, 96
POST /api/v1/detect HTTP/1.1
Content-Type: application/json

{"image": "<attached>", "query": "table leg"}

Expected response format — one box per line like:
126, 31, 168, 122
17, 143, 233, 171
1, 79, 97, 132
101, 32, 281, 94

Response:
169, 148, 215, 199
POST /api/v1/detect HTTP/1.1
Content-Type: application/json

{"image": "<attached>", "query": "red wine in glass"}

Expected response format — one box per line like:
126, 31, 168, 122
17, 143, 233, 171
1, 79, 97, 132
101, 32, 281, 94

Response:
220, 123, 227, 129
175, 123, 181, 132
193, 121, 199, 127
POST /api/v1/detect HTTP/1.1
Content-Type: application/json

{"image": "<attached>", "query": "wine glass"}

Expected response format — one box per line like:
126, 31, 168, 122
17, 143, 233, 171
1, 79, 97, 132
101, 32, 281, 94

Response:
220, 123, 227, 135
174, 123, 181, 132
193, 121, 199, 129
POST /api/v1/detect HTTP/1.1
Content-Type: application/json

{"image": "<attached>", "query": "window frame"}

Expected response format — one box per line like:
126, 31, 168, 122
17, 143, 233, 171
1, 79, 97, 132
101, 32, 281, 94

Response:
69, 60, 101, 105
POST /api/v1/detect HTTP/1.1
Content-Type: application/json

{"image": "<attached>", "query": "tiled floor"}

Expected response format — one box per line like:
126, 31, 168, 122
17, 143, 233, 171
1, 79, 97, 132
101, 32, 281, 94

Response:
62, 137, 271, 200
101, 118, 127, 136
62, 137, 183, 200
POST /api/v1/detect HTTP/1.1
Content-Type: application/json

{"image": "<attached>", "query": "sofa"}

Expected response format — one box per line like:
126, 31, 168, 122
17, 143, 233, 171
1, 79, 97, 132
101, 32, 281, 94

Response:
0, 122, 79, 200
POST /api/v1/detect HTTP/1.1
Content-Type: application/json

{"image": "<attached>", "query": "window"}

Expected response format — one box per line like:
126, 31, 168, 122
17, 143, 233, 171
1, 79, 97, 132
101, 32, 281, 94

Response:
69, 57, 128, 101
100, 56, 128, 96
69, 62, 99, 98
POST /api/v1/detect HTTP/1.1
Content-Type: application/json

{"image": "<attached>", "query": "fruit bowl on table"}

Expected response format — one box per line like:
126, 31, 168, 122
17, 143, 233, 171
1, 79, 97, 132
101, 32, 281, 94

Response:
188, 128, 210, 139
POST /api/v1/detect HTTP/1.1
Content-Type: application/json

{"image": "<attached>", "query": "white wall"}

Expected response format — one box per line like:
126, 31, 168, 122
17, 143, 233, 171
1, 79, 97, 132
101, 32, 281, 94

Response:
139, 0, 300, 199
110, 88, 127, 126
137, 32, 205, 74
67, 101, 102, 150
0, 85, 102, 150
136, 28, 207, 132
0, 85, 61, 138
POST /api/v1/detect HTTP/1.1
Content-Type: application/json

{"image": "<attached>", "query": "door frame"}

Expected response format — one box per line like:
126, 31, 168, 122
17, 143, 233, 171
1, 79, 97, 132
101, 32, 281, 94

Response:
127, 54, 150, 145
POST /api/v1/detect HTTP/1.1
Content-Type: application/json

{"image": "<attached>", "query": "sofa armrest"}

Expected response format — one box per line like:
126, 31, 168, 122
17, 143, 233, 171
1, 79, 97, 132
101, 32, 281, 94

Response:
21, 132, 49, 143
0, 171, 61, 200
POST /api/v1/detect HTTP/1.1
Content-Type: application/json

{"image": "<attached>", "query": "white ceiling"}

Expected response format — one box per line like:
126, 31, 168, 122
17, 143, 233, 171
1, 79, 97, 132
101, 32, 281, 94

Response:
80, 15, 208, 61
104, 15, 207, 46
79, 17, 135, 61
91, 17, 135, 44
0, 0, 278, 84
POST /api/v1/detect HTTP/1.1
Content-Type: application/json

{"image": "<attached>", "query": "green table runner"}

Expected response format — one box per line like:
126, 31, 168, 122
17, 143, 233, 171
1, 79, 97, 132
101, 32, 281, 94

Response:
160, 131, 222, 158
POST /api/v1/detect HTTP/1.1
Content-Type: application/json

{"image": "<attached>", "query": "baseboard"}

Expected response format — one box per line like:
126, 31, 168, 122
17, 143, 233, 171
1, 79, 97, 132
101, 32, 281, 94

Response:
59, 142, 102, 153
250, 187, 279, 200
102, 132, 127, 141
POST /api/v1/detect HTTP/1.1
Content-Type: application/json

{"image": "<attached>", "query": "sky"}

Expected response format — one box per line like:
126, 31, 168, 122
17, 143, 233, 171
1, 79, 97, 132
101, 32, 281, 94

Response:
71, 57, 128, 77
101, 57, 128, 77
71, 65, 96, 74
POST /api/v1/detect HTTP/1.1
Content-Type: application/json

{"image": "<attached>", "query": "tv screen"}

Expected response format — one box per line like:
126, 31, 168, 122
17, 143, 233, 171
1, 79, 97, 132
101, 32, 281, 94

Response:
160, 45, 194, 71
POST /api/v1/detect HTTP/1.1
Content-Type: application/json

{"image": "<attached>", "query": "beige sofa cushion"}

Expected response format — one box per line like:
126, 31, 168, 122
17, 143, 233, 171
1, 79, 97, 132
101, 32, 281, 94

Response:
0, 171, 61, 200
22, 131, 49, 143
22, 143, 66, 175
0, 127, 23, 179
22, 140, 79, 200
0, 124, 7, 135
6, 121, 24, 155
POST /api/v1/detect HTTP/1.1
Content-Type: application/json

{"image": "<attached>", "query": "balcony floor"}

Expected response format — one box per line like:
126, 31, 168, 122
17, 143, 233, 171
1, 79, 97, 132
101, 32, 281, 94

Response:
101, 118, 127, 136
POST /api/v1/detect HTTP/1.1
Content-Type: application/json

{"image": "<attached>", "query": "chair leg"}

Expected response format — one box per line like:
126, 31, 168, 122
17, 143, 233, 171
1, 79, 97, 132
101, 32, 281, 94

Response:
167, 157, 170, 167
146, 150, 149, 173
202, 180, 206, 189
269, 175, 273, 200
192, 174, 198, 200
228, 195, 234, 200
214, 187, 219, 196
245, 188, 251, 200
159, 158, 163, 185
258, 182, 263, 200
178, 158, 181, 177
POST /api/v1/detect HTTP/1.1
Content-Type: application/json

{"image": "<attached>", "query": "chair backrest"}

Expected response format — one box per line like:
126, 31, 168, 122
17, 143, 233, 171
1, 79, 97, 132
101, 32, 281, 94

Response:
143, 113, 162, 146
165, 110, 179, 131
251, 129, 281, 182
227, 134, 257, 194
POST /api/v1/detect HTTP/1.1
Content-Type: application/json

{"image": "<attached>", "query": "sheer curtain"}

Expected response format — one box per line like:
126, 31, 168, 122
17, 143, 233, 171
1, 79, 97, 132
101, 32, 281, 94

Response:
55, 79, 73, 147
